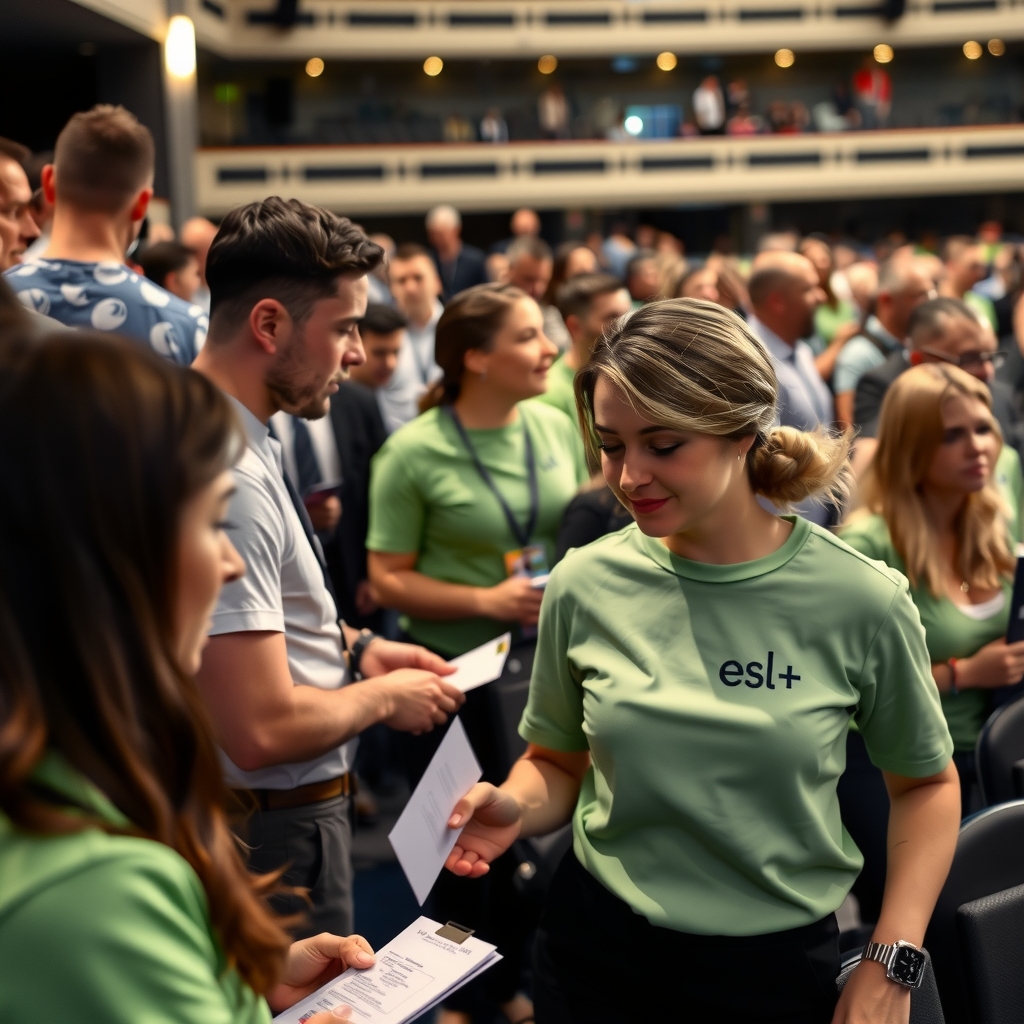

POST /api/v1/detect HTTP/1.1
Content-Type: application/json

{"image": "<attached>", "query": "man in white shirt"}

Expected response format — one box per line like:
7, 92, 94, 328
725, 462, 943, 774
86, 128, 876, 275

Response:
382, 243, 444, 431
193, 197, 463, 937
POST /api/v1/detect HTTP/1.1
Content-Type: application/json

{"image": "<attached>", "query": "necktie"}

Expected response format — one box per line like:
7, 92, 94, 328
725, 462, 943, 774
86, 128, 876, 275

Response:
292, 416, 323, 497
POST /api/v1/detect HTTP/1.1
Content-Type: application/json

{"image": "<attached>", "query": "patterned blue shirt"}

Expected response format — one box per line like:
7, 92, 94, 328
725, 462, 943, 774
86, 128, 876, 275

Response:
4, 258, 205, 365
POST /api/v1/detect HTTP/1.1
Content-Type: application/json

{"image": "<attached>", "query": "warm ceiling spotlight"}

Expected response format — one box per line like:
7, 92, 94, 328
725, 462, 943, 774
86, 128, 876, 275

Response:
988, 38, 1005, 56
165, 15, 196, 79
538, 54, 558, 74
423, 55, 443, 76
963, 40, 982, 59
305, 57, 324, 77
656, 51, 678, 71
774, 48, 795, 68
873, 43, 893, 64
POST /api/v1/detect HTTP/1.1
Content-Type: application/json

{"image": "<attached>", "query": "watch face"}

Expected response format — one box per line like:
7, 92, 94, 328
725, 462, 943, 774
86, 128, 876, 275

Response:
890, 946, 925, 987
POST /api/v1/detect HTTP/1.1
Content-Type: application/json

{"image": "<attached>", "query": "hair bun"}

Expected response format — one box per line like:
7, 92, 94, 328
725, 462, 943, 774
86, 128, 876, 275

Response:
748, 426, 852, 508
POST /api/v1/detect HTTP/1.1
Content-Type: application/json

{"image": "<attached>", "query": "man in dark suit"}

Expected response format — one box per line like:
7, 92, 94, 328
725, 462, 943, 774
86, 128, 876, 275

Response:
426, 203, 488, 301
854, 297, 1020, 452
324, 304, 401, 630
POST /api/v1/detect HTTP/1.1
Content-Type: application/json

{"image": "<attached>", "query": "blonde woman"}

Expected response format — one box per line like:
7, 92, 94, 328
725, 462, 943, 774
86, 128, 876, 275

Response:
842, 363, 1024, 811
444, 299, 959, 1024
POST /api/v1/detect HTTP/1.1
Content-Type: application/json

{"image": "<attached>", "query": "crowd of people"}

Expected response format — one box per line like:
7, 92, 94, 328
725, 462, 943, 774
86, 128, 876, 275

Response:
1, 102, 1023, 1024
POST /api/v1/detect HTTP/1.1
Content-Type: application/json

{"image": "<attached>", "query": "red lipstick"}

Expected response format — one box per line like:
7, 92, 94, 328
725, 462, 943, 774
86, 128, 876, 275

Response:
629, 497, 669, 514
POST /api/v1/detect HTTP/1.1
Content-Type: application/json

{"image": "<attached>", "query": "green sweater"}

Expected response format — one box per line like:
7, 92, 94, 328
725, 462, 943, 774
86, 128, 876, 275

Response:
0, 753, 269, 1023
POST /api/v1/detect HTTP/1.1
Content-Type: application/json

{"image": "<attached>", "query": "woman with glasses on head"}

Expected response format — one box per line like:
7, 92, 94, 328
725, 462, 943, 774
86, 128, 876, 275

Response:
0, 333, 375, 1022
442, 298, 960, 1024
843, 362, 1024, 814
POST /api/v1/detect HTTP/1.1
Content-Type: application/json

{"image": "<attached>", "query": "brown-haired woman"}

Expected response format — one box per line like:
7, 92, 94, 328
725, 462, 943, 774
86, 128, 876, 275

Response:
843, 362, 1024, 812
444, 299, 960, 1023
0, 333, 374, 1022
366, 283, 586, 1024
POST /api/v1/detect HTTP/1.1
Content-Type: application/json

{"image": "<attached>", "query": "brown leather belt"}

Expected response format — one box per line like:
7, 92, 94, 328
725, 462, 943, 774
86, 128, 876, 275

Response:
235, 773, 352, 812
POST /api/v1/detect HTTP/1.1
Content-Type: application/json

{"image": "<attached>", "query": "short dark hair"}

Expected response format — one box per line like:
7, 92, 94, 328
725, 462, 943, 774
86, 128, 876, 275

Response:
139, 241, 196, 288
556, 273, 624, 321
907, 296, 978, 346
747, 266, 796, 308
392, 242, 432, 262
625, 250, 657, 280
53, 105, 154, 213
506, 236, 552, 265
360, 303, 407, 335
206, 197, 384, 335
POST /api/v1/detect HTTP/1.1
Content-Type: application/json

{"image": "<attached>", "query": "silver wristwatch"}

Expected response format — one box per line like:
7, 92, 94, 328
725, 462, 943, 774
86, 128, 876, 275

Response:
862, 940, 927, 989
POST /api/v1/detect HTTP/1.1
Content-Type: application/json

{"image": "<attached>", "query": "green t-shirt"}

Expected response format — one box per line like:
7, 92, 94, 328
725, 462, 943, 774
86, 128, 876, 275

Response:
964, 290, 998, 333
520, 516, 952, 937
814, 299, 858, 346
0, 753, 268, 1024
367, 402, 587, 655
532, 355, 577, 423
841, 512, 1010, 751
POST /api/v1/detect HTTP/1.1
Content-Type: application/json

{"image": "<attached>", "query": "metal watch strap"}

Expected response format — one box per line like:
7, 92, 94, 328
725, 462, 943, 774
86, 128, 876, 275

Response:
863, 942, 894, 968
350, 630, 381, 680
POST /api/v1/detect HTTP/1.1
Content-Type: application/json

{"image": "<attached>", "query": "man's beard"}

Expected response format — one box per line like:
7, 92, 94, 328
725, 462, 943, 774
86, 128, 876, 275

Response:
266, 334, 345, 420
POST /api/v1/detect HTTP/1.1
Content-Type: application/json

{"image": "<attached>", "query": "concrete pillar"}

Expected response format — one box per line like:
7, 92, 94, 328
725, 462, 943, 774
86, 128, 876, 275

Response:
162, 2, 199, 230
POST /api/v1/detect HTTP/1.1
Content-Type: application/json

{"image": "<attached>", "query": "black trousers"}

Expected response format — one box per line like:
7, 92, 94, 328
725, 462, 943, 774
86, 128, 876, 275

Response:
533, 852, 841, 1024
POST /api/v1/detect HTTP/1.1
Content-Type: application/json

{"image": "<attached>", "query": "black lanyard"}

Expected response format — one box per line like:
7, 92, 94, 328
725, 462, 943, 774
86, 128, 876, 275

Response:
445, 406, 539, 549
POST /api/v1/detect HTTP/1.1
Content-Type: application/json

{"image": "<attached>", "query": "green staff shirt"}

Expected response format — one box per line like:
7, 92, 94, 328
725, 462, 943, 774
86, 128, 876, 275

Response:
532, 355, 577, 423
0, 753, 268, 1024
367, 402, 587, 655
841, 512, 1010, 751
520, 516, 953, 936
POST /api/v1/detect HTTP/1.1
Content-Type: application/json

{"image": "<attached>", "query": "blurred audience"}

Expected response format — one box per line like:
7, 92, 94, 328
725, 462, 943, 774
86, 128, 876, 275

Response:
3, 106, 204, 364
139, 241, 202, 304
625, 250, 661, 306
383, 242, 444, 431
692, 75, 726, 135
832, 255, 935, 424
427, 204, 488, 301
179, 216, 219, 313
0, 137, 41, 270
940, 235, 999, 332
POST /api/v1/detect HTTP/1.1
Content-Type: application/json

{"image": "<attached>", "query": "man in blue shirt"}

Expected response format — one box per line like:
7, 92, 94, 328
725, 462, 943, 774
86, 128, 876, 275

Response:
3, 106, 204, 366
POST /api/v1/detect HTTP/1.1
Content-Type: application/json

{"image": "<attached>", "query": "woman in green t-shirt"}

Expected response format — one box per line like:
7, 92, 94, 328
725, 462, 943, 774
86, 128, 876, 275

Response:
368, 283, 585, 1024
443, 299, 960, 1024
842, 362, 1024, 811
0, 335, 374, 1022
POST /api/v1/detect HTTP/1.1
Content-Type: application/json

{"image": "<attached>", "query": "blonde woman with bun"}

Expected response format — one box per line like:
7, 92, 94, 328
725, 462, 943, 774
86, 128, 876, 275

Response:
842, 363, 1024, 812
443, 299, 960, 1024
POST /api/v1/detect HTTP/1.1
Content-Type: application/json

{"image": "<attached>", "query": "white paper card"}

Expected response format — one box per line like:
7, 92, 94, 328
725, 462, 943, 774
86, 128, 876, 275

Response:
446, 632, 511, 693
388, 717, 482, 905
272, 916, 500, 1024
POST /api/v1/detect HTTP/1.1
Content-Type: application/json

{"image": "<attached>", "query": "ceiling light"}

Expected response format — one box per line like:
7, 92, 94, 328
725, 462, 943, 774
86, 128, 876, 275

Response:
963, 40, 982, 60
774, 48, 795, 68
423, 56, 443, 76
656, 51, 678, 71
305, 57, 324, 77
988, 39, 1005, 56
873, 43, 893, 64
624, 115, 644, 136
165, 15, 196, 79
538, 54, 557, 74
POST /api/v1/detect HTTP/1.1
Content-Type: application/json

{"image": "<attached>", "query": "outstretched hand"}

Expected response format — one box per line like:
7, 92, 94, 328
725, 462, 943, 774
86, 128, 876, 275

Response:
444, 782, 523, 878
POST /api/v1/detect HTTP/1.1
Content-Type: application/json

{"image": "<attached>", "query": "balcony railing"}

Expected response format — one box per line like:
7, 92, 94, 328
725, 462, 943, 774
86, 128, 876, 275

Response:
189, 0, 1024, 58
195, 124, 1024, 215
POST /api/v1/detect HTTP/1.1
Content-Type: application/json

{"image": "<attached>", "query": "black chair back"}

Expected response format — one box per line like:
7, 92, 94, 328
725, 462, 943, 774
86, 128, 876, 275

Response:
924, 800, 1024, 1024
975, 697, 1024, 806
956, 883, 1024, 1023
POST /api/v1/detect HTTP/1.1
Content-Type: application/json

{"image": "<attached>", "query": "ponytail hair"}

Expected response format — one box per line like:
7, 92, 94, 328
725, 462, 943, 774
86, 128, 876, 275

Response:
575, 298, 852, 509
420, 283, 529, 412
